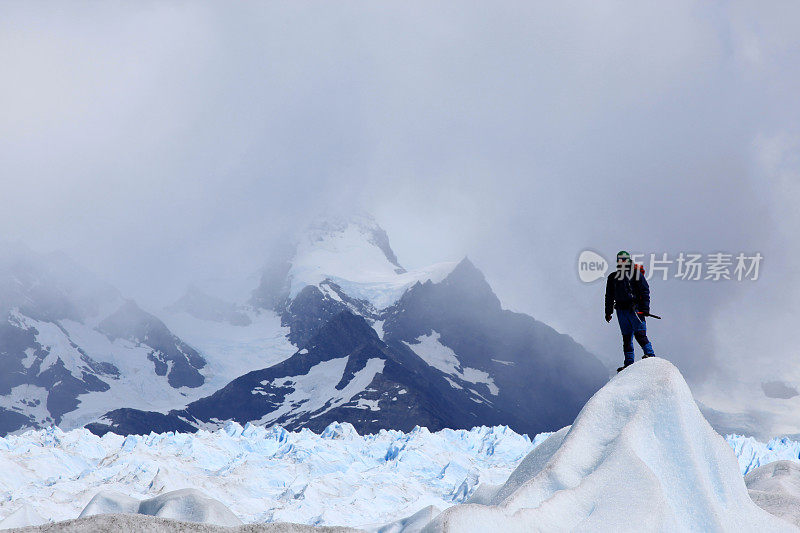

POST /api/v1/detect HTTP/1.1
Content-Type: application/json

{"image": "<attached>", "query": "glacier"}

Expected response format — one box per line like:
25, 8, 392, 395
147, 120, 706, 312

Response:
0, 422, 544, 528
0, 420, 799, 529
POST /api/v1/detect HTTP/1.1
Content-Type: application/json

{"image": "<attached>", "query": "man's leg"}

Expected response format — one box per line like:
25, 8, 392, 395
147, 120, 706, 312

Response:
617, 310, 636, 365
622, 333, 635, 365
633, 319, 655, 357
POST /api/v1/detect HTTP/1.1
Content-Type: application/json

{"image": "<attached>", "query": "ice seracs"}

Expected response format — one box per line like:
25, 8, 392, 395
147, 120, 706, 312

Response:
727, 433, 800, 476
0, 423, 536, 528
2, 416, 800, 529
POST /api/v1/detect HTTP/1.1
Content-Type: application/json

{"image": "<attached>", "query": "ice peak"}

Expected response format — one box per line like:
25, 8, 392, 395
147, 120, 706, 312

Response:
425, 358, 789, 531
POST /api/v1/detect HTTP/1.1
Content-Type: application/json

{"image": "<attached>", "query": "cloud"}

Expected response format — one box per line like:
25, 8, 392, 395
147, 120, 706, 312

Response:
1, 1, 799, 432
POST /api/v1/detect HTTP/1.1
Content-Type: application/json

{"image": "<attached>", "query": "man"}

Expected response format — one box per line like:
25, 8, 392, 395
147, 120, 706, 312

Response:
605, 250, 656, 372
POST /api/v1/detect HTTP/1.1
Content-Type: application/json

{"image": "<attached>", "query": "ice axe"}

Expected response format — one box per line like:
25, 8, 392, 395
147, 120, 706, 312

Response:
638, 312, 662, 320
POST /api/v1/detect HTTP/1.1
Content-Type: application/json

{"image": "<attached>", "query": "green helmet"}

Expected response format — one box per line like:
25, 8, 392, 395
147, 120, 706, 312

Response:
616, 250, 631, 261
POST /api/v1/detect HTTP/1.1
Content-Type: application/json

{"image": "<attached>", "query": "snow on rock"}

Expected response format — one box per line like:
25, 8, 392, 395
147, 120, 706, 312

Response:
80, 488, 242, 527
11, 312, 89, 380
54, 318, 200, 429
0, 385, 52, 428
159, 307, 297, 392
746, 461, 800, 527
418, 359, 795, 532
255, 357, 386, 426
403, 333, 498, 395
288, 215, 457, 310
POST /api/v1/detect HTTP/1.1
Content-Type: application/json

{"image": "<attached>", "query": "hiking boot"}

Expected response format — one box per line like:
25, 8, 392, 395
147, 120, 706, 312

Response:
617, 363, 633, 372
642, 354, 656, 359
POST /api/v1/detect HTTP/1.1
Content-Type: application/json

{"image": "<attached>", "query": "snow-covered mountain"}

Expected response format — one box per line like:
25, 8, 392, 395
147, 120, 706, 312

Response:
0, 243, 289, 435
250, 213, 457, 312
0, 216, 610, 438
84, 215, 609, 437
0, 244, 212, 434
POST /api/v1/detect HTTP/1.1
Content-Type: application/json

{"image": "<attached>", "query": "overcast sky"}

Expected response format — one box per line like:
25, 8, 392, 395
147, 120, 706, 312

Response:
2, 1, 799, 433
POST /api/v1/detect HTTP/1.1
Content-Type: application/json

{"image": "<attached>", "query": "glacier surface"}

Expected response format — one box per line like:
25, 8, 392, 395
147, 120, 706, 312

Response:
0, 422, 797, 530
2, 364, 800, 530
0, 423, 544, 529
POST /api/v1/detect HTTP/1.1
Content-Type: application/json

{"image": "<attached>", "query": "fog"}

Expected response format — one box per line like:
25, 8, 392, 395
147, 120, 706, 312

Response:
2, 1, 799, 430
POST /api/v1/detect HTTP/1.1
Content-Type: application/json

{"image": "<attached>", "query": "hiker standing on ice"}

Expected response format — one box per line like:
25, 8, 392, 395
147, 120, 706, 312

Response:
605, 250, 656, 372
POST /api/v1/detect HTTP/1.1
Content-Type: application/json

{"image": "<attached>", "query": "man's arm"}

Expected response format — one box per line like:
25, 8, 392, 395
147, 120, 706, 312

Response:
605, 275, 614, 319
635, 268, 651, 314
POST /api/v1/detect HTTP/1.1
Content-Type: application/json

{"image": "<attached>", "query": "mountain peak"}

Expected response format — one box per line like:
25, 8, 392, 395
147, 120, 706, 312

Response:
298, 213, 405, 272
437, 256, 500, 310
451, 256, 478, 276
263, 213, 457, 310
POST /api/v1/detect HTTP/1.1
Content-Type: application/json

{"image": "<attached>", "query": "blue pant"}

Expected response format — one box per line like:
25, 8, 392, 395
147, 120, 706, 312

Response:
616, 308, 655, 365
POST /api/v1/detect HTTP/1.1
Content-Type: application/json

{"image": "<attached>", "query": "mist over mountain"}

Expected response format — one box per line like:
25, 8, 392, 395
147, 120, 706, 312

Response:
0, 216, 610, 439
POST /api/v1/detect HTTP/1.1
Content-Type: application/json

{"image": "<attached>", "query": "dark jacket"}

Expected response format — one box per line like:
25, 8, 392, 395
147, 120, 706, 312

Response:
605, 264, 650, 317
